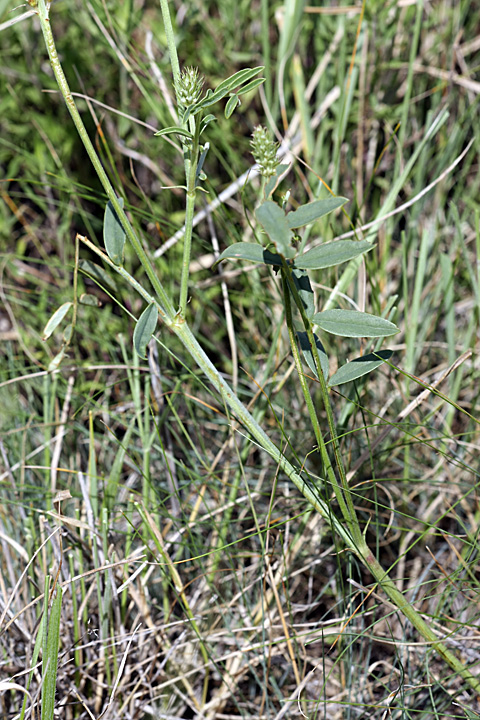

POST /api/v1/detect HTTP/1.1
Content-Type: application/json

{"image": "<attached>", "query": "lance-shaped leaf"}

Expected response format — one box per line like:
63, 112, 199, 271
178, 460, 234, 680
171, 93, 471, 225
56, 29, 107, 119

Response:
213, 242, 283, 269
195, 142, 210, 186
328, 350, 393, 387
297, 331, 329, 380
225, 94, 240, 119
256, 201, 295, 258
48, 348, 66, 372
63, 324, 73, 343
313, 309, 399, 338
286, 196, 348, 229
194, 67, 264, 112
43, 302, 73, 340
104, 197, 126, 266
200, 114, 217, 134
133, 303, 158, 359
292, 268, 315, 321
41, 585, 62, 720
237, 77, 265, 95
212, 66, 264, 99
295, 240, 373, 270
154, 126, 194, 140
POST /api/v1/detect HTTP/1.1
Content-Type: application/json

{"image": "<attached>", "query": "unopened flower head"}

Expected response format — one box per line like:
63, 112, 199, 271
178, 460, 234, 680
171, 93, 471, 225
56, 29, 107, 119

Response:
176, 67, 204, 108
250, 126, 280, 178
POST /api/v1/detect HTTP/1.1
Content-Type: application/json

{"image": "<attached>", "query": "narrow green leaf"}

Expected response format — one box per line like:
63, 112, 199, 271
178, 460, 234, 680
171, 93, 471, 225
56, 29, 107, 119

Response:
182, 105, 194, 123
41, 586, 62, 720
48, 347, 66, 372
295, 240, 373, 270
214, 66, 264, 96
43, 302, 73, 340
88, 412, 98, 517
237, 77, 265, 95
133, 303, 158, 359
195, 67, 264, 112
313, 310, 399, 338
292, 268, 315, 321
225, 94, 240, 119
297, 332, 329, 380
328, 350, 393, 387
265, 163, 290, 198
286, 196, 348, 229
200, 114, 217, 133
256, 201, 295, 258
63, 323, 73, 343
104, 197, 126, 266
78, 259, 117, 291
154, 126, 194, 139
195, 142, 210, 186
213, 242, 283, 268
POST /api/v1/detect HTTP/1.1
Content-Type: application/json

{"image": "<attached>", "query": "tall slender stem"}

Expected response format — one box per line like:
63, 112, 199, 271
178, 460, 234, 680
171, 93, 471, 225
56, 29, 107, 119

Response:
281, 261, 363, 546
157, 0, 200, 316
36, 0, 175, 321
179, 117, 201, 315
281, 267, 355, 536
158, 0, 181, 94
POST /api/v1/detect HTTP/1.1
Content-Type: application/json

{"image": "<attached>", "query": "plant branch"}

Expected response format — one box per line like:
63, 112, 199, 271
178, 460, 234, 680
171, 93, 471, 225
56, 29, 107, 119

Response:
157, 0, 181, 95
281, 261, 363, 546
179, 116, 201, 315
36, 0, 175, 321
280, 267, 354, 535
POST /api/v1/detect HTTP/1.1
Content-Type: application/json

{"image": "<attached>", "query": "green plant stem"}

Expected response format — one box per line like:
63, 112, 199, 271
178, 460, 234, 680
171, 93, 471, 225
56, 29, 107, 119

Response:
158, 0, 181, 94
280, 267, 354, 536
179, 117, 201, 315
36, 0, 175, 322
37, 3, 480, 693
281, 261, 363, 547
364, 549, 480, 693
157, 0, 199, 315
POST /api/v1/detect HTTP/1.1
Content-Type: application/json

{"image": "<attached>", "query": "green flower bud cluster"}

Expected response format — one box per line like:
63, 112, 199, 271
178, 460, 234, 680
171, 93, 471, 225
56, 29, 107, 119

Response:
250, 126, 280, 178
176, 67, 204, 109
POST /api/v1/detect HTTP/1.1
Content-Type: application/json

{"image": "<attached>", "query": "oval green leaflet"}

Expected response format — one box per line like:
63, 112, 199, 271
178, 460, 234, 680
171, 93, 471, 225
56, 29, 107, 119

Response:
104, 197, 126, 266
43, 301, 73, 340
133, 303, 158, 359
312, 310, 399, 338
328, 350, 393, 387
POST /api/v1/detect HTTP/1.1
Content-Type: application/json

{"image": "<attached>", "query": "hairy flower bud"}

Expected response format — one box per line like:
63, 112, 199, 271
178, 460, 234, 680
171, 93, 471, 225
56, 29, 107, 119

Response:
250, 126, 280, 178
176, 67, 204, 109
